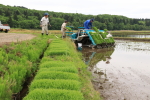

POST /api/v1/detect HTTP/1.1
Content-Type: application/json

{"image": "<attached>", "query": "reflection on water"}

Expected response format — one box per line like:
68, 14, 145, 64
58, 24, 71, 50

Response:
82, 47, 115, 66
113, 34, 150, 38
82, 40, 150, 100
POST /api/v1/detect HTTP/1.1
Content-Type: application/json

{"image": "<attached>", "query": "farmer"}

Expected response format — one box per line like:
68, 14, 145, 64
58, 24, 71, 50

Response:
84, 19, 94, 29
40, 13, 51, 35
61, 20, 68, 38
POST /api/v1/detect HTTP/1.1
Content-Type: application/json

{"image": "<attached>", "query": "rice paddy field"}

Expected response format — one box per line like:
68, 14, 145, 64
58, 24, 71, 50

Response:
0, 29, 101, 100
1, 29, 150, 100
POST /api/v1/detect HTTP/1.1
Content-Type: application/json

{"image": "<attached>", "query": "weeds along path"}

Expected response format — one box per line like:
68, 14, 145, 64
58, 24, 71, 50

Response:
23, 38, 102, 100
0, 35, 51, 100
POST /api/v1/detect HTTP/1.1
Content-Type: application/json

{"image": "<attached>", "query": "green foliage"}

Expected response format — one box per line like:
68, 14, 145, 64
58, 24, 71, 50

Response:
34, 71, 79, 80
1, 4, 150, 30
29, 79, 81, 91
23, 89, 83, 100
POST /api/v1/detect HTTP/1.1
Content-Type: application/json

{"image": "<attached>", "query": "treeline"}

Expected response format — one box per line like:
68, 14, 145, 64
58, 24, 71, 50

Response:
0, 4, 150, 30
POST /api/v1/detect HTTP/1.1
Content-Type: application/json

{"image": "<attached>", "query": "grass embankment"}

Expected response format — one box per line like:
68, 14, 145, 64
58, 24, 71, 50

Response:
0, 35, 52, 100
23, 38, 102, 100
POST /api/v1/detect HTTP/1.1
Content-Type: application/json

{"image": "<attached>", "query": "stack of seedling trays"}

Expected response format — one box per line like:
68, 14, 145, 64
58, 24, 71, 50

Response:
23, 39, 83, 100
89, 27, 115, 48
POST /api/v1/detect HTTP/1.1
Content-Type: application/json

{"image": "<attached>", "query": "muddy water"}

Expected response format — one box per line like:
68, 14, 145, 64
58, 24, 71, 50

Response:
113, 34, 150, 38
82, 40, 150, 100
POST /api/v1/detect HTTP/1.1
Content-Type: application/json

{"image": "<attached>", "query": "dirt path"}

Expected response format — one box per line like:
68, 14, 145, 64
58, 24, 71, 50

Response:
0, 33, 36, 46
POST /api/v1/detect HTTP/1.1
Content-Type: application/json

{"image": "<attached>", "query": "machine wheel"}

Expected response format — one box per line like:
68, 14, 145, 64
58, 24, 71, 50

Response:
5, 30, 8, 33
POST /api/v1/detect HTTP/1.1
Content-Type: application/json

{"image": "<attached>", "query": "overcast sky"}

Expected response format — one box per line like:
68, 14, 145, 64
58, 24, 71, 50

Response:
1, 0, 150, 18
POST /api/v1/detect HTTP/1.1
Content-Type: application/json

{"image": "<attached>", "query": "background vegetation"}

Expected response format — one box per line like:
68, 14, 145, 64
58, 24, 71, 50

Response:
1, 4, 150, 30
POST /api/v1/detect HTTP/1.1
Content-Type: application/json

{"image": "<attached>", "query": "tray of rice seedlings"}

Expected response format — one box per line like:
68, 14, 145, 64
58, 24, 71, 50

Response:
66, 27, 72, 31
34, 71, 79, 80
45, 45, 70, 56
29, 79, 81, 91
39, 61, 75, 68
23, 89, 83, 100
89, 32, 104, 44
39, 67, 78, 73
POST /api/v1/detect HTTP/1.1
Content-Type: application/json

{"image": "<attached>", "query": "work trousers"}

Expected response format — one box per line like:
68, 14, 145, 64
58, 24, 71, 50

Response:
42, 25, 48, 34
61, 30, 66, 38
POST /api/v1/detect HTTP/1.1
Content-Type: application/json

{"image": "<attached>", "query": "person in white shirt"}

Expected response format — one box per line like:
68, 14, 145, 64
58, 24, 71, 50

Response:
61, 20, 68, 38
40, 13, 51, 35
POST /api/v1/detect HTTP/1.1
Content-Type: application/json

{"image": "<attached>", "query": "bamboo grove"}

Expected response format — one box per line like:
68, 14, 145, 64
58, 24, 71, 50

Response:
1, 4, 150, 30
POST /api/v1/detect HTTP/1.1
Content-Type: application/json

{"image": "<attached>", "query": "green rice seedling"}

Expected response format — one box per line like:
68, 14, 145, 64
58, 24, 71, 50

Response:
40, 56, 54, 63
93, 27, 99, 33
89, 32, 104, 44
39, 61, 75, 68
39, 67, 78, 73
34, 71, 79, 80
0, 83, 12, 100
7, 64, 27, 93
29, 79, 81, 91
66, 27, 72, 31
0, 49, 8, 65
45, 49, 70, 56
23, 89, 83, 100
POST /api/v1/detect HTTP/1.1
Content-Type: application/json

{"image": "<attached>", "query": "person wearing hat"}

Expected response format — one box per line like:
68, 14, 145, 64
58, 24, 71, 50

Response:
61, 20, 68, 38
84, 19, 94, 29
40, 13, 51, 35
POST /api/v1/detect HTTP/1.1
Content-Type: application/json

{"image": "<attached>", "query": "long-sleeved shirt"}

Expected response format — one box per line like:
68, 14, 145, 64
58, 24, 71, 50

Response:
61, 23, 67, 31
40, 17, 49, 26
84, 19, 92, 29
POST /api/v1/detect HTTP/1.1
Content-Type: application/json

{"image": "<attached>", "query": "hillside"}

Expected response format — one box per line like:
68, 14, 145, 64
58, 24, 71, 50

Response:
0, 4, 150, 30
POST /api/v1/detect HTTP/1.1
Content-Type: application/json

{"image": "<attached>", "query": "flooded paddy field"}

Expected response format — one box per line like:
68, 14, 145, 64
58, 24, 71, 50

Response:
82, 40, 150, 100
